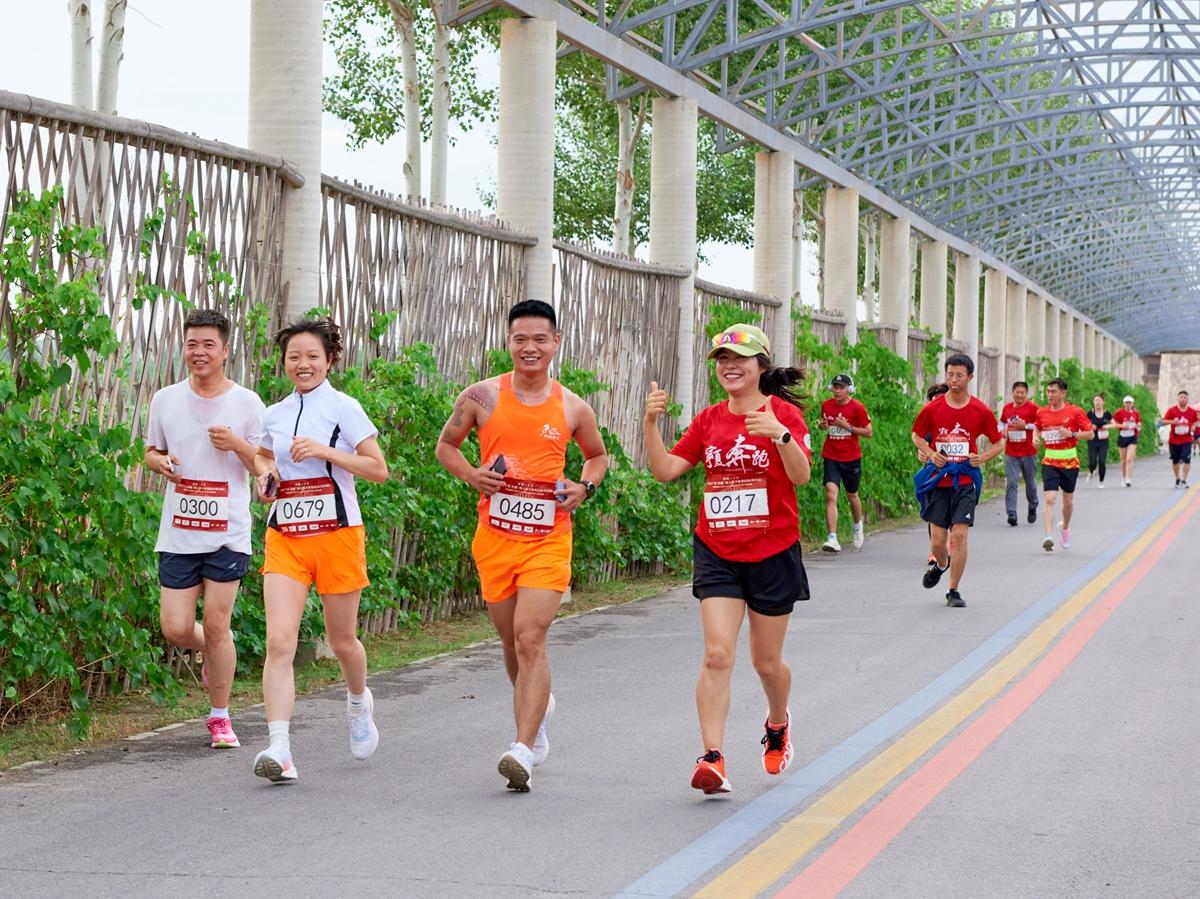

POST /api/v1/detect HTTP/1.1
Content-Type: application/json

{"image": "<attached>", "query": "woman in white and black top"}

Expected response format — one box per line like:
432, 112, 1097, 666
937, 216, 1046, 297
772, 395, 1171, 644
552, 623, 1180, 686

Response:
1086, 394, 1113, 487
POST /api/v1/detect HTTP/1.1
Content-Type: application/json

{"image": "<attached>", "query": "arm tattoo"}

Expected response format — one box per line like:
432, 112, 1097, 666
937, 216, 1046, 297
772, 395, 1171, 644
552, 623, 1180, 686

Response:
449, 399, 466, 430
465, 384, 497, 414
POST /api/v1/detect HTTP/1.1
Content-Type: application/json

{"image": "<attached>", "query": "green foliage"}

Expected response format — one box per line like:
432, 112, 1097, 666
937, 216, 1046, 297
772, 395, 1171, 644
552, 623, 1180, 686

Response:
0, 188, 180, 737
1052, 358, 1158, 464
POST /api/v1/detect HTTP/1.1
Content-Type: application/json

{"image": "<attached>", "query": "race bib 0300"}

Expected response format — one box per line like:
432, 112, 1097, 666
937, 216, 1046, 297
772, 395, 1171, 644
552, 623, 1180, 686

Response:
172, 479, 229, 531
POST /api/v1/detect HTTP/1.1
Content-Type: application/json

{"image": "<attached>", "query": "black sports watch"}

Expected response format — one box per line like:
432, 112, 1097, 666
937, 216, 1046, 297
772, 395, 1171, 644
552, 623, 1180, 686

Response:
581, 480, 596, 499
773, 430, 793, 446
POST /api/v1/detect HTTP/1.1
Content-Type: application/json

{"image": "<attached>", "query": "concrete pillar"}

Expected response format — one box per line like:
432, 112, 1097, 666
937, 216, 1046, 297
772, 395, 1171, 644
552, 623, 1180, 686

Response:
878, 215, 912, 353
1026, 292, 1045, 361
1006, 281, 1027, 378
753, 151, 795, 367
1059, 310, 1072, 362
920, 239, 949, 337
823, 185, 860, 342
1045, 301, 1060, 367
952, 252, 981, 378
1073, 317, 1086, 366
649, 96, 698, 421
1082, 324, 1094, 368
497, 17, 557, 303
983, 268, 1007, 358
249, 0, 323, 321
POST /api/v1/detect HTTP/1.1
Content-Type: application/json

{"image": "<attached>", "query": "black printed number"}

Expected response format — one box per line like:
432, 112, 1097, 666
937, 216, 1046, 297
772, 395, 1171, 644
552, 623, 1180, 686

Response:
497, 498, 546, 522
707, 492, 757, 516
281, 498, 326, 520
178, 498, 220, 517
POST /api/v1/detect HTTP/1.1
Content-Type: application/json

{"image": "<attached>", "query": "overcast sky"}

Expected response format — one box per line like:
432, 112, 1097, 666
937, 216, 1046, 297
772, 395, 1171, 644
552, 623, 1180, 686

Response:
0, 0, 800, 288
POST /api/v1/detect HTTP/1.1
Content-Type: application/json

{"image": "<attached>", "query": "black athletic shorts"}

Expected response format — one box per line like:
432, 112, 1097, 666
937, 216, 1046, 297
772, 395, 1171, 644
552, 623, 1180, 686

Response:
1041, 464, 1080, 494
1117, 436, 1138, 449
1169, 442, 1193, 465
920, 484, 977, 529
822, 457, 862, 494
692, 534, 809, 616
159, 547, 250, 589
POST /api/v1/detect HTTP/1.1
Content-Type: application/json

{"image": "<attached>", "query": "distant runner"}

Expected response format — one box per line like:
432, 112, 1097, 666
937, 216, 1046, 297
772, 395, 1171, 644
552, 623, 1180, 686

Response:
817, 373, 872, 552
1086, 394, 1113, 488
999, 381, 1040, 526
1162, 390, 1198, 488
1034, 377, 1093, 551
1112, 395, 1142, 487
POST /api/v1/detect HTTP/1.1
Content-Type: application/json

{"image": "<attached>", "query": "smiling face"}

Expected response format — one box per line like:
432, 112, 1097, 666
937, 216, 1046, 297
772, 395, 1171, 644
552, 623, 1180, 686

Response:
1012, 384, 1028, 405
714, 349, 761, 397
283, 332, 332, 392
183, 325, 229, 379
507, 315, 560, 375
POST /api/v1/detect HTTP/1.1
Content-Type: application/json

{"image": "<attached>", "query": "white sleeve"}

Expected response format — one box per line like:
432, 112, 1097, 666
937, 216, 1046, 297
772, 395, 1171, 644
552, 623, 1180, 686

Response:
244, 392, 266, 447
145, 392, 166, 449
339, 395, 378, 449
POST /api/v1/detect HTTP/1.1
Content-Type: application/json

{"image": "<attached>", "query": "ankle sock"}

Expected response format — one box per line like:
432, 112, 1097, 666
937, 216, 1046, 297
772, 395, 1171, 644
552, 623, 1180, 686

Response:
209, 707, 229, 720
347, 690, 366, 709
267, 720, 290, 753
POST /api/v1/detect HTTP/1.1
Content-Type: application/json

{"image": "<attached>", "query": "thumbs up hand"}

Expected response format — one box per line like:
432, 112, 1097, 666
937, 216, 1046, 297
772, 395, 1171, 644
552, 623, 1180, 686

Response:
645, 381, 670, 425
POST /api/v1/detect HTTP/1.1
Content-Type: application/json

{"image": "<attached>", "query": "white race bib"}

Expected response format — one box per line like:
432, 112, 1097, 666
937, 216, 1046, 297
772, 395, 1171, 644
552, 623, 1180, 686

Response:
274, 477, 340, 536
1042, 429, 1065, 443
936, 440, 969, 460
1007, 430, 1026, 443
828, 426, 852, 439
488, 478, 557, 537
1119, 429, 1135, 438
172, 479, 229, 531
1174, 424, 1191, 435
1097, 429, 1109, 439
704, 475, 769, 530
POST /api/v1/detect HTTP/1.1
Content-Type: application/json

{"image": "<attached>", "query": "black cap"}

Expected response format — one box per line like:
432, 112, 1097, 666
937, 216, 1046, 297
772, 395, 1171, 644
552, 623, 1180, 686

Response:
830, 373, 854, 388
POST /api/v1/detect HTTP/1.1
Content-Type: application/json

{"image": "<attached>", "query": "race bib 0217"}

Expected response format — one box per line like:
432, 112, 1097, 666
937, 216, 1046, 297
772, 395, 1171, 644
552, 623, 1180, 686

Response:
703, 475, 769, 531
172, 479, 229, 531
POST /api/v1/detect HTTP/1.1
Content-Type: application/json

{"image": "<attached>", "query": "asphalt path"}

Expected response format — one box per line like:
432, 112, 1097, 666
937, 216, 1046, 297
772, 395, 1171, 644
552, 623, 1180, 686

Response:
2, 456, 1197, 898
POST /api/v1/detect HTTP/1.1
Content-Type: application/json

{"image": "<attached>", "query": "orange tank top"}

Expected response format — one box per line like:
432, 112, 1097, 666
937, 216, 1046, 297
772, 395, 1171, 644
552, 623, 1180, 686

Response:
476, 374, 572, 538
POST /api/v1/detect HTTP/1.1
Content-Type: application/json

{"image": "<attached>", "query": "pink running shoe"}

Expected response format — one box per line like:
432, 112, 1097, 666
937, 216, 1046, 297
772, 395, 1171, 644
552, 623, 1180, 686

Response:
206, 716, 240, 748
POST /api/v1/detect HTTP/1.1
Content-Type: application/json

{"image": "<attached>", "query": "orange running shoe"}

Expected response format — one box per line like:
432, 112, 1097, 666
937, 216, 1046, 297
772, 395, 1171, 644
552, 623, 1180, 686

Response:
691, 749, 732, 794
761, 711, 793, 775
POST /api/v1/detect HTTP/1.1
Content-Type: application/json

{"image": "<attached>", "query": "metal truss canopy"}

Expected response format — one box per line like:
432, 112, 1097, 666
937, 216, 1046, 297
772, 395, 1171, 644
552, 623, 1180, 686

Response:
453, 0, 1200, 353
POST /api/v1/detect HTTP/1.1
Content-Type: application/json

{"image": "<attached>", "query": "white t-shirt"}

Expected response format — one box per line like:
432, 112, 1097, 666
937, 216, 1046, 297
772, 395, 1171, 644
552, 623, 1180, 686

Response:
146, 379, 266, 555
261, 378, 378, 534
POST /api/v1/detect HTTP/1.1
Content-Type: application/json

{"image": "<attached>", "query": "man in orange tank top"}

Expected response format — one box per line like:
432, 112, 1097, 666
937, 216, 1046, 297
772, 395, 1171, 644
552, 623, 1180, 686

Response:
436, 300, 609, 792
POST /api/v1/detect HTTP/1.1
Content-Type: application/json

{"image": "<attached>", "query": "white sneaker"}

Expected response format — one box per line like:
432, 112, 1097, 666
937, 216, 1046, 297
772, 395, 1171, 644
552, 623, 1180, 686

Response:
348, 687, 379, 761
498, 742, 534, 792
253, 744, 298, 783
1042, 536, 1054, 552
1086, 472, 1092, 483
1098, 481, 1105, 489
530, 693, 556, 766
851, 522, 865, 550
1125, 479, 1132, 487
1059, 523, 1072, 550
822, 534, 841, 553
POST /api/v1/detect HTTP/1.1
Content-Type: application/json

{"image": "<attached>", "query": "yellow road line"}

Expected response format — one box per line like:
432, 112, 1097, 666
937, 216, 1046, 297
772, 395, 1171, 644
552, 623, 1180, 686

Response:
696, 491, 1195, 899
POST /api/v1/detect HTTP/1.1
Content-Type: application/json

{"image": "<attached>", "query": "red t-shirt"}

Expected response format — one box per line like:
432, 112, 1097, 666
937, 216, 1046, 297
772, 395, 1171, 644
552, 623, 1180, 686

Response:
1162, 406, 1199, 445
1112, 408, 1141, 438
1035, 404, 1092, 469
820, 398, 870, 462
999, 401, 1040, 458
671, 396, 812, 563
911, 394, 1002, 487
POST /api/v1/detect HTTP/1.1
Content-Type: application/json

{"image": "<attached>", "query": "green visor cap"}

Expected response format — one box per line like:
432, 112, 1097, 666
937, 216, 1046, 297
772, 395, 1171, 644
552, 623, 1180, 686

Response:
707, 323, 771, 360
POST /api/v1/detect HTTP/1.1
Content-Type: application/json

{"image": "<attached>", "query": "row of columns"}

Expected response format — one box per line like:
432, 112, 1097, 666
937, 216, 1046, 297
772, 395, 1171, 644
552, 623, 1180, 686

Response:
245, 6, 1144, 407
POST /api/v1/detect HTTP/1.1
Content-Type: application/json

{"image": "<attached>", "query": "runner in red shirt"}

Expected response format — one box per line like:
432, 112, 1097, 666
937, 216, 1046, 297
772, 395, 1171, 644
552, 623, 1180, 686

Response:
1162, 390, 1198, 487
910, 354, 1004, 608
644, 323, 812, 795
1034, 377, 1094, 551
999, 381, 1040, 526
817, 373, 872, 553
1112, 396, 1142, 487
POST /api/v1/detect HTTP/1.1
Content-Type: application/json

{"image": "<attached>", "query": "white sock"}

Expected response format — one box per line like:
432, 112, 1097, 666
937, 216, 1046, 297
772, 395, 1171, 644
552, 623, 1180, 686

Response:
267, 720, 290, 754
209, 707, 229, 720
347, 690, 366, 709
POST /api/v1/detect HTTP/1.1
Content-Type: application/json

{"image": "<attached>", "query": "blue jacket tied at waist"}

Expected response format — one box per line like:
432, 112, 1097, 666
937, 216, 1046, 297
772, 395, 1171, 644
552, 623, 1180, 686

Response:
914, 460, 983, 516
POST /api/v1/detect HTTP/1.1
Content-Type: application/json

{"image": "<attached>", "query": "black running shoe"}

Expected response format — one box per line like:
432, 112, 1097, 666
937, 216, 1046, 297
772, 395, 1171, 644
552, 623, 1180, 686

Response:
1007, 513, 1018, 527
922, 557, 949, 589
946, 589, 966, 608
1027, 507, 1037, 524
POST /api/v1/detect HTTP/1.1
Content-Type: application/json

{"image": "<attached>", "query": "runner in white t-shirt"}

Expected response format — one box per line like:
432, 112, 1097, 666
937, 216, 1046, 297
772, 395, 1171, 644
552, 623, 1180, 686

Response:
144, 309, 265, 750
250, 318, 389, 784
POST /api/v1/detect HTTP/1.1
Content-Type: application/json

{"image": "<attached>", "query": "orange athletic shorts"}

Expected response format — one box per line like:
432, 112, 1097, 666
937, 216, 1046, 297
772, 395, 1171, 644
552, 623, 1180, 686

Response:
262, 525, 369, 595
471, 524, 572, 603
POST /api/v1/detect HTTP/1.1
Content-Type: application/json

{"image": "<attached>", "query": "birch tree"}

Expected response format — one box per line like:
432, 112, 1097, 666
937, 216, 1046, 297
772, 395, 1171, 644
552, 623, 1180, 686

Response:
429, 0, 451, 205
612, 98, 648, 256
95, 0, 128, 114
386, 0, 422, 200
69, 0, 94, 110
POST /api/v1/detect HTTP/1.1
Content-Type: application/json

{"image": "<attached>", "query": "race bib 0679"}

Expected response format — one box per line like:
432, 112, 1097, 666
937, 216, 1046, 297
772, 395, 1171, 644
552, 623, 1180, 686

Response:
274, 477, 340, 536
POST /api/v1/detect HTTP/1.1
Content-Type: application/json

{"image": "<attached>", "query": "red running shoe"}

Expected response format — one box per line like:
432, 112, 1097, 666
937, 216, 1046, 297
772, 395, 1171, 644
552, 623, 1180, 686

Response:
691, 749, 732, 794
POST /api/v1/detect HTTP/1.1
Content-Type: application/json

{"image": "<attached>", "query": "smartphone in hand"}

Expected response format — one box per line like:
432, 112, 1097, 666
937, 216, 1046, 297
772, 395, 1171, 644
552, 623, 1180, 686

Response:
490, 455, 507, 475
264, 473, 278, 499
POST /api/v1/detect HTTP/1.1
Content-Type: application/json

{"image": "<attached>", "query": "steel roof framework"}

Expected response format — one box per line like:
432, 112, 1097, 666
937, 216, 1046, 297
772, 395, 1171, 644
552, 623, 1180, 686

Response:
450, 0, 1200, 352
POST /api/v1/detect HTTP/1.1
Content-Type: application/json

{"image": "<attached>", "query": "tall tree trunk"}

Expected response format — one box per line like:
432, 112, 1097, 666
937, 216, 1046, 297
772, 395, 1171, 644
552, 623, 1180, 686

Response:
95, 0, 126, 114
863, 213, 876, 322
388, 0, 422, 201
612, 97, 646, 256
429, 0, 450, 206
791, 188, 803, 309
69, 0, 94, 109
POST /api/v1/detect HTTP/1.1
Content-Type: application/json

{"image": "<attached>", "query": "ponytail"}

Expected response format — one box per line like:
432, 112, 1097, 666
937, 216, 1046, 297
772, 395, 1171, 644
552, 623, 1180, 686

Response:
756, 355, 807, 411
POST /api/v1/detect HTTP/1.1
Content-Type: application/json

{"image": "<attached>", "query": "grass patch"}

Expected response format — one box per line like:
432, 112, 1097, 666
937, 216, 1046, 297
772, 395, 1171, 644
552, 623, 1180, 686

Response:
0, 573, 686, 773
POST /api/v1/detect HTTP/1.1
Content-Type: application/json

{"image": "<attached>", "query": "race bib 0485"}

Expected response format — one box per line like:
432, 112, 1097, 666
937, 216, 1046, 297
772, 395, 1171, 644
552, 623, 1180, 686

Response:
488, 478, 558, 537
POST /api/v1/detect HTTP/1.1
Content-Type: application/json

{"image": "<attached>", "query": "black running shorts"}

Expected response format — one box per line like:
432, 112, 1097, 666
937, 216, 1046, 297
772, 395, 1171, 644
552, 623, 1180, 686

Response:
692, 534, 809, 616
1169, 442, 1193, 465
159, 547, 250, 589
1117, 435, 1138, 449
1041, 464, 1080, 494
920, 484, 977, 530
822, 457, 862, 494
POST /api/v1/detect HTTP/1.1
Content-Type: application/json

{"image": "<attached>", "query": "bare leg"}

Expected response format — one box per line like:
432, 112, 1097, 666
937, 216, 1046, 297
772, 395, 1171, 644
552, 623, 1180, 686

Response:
947, 524, 969, 590
696, 597, 745, 751
489, 589, 559, 747
929, 524, 950, 568
1061, 491, 1076, 529
747, 610, 791, 723
321, 590, 366, 694
261, 574, 308, 723
160, 586, 205, 653
824, 483, 839, 535
847, 491, 863, 525
199, 579, 240, 709
1043, 490, 1060, 535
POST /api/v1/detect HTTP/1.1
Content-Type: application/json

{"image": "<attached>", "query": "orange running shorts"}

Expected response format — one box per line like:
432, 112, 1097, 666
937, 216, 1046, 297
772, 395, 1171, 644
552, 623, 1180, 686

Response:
262, 525, 369, 595
471, 524, 572, 603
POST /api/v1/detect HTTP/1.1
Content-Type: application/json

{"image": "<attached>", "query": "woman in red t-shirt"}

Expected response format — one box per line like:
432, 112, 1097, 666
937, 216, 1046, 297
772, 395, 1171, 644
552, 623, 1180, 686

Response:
644, 323, 812, 797
1112, 395, 1142, 486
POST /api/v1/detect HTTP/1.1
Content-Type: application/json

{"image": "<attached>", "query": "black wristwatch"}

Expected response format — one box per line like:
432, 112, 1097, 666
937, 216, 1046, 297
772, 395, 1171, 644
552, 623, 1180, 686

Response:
581, 480, 596, 499
773, 430, 793, 446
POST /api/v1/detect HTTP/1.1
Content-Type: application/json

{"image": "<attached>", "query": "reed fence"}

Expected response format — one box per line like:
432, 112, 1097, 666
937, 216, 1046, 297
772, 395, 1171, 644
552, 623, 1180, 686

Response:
693, 278, 781, 412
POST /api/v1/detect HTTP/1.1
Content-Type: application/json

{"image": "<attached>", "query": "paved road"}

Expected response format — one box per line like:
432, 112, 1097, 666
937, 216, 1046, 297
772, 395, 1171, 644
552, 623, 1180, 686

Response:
3, 458, 1198, 898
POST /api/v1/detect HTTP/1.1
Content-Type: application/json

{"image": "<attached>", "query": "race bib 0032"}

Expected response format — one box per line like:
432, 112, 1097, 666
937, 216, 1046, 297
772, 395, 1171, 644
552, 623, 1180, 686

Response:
488, 478, 557, 537
703, 475, 769, 531
935, 440, 969, 460
274, 477, 340, 536
172, 479, 229, 531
